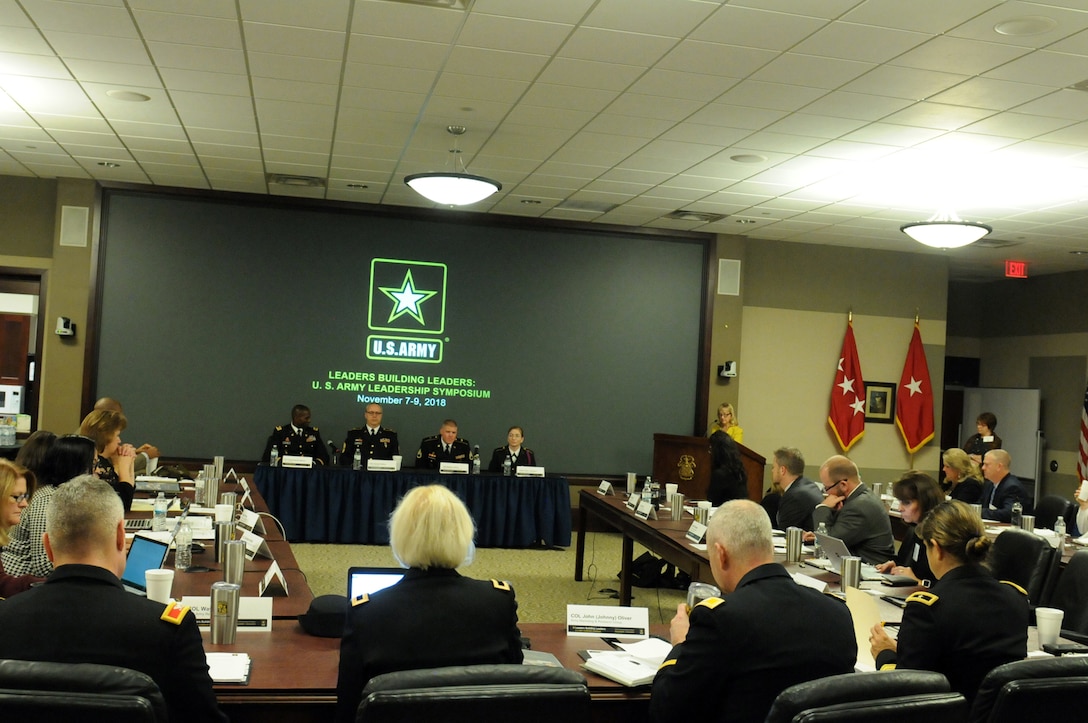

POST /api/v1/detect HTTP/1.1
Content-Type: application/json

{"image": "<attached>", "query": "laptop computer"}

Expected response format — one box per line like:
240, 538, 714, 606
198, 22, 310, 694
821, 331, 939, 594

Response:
814, 532, 885, 582
121, 534, 171, 595
134, 476, 182, 494
347, 566, 405, 601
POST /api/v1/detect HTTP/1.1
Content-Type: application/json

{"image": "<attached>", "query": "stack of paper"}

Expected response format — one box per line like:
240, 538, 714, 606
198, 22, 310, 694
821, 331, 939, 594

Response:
582, 638, 672, 687
206, 652, 251, 684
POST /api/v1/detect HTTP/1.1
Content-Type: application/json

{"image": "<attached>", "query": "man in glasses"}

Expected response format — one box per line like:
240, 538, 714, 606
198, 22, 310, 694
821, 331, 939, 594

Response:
810, 455, 895, 565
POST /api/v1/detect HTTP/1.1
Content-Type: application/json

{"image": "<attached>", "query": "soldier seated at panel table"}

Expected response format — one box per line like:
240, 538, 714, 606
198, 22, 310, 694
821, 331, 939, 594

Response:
416, 419, 471, 469
342, 403, 400, 463
261, 404, 329, 465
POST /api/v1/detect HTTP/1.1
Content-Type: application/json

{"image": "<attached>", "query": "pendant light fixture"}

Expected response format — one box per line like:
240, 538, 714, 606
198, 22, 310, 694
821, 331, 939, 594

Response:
404, 125, 502, 206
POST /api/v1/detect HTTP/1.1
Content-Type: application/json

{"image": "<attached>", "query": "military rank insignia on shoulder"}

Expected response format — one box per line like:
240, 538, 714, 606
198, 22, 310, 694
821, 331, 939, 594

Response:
694, 597, 724, 610
160, 601, 191, 625
905, 591, 939, 606
352, 593, 370, 607
1000, 580, 1028, 596
491, 579, 512, 591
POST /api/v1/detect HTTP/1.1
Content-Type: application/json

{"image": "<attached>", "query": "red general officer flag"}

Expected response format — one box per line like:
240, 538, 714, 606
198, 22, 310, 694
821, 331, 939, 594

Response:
829, 320, 865, 451
895, 322, 935, 454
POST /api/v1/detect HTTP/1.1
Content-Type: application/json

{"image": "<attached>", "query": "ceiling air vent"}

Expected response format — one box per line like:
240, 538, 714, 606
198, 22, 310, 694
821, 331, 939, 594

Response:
665, 210, 726, 223
972, 237, 1021, 249
267, 173, 326, 188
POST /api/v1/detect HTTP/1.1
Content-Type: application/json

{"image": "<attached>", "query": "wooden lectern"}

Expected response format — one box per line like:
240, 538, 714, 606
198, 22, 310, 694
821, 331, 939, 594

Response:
651, 433, 766, 502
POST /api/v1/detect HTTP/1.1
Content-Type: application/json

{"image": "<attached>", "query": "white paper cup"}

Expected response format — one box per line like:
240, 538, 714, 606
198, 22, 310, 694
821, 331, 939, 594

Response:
1078, 480, 1088, 502
626, 473, 637, 495
392, 455, 403, 471
666, 483, 678, 498
1036, 607, 1065, 647
145, 568, 174, 603
215, 503, 234, 523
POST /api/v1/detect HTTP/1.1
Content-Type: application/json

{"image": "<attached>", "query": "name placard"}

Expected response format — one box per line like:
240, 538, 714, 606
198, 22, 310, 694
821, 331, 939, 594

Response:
685, 520, 707, 543
258, 560, 289, 597
181, 596, 274, 632
596, 481, 614, 496
634, 500, 657, 520
625, 493, 639, 511
367, 458, 397, 472
239, 529, 274, 561
282, 455, 313, 468
566, 604, 649, 638
515, 465, 545, 477
237, 507, 265, 534
439, 461, 470, 474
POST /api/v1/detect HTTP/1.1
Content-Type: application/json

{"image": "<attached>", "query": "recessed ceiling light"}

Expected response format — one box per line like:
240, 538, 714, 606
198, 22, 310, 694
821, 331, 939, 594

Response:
730, 154, 766, 164
106, 90, 151, 102
994, 15, 1057, 36
97, 161, 120, 168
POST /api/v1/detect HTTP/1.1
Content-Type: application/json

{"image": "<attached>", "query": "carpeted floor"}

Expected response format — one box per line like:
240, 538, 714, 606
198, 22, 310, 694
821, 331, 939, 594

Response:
292, 532, 689, 626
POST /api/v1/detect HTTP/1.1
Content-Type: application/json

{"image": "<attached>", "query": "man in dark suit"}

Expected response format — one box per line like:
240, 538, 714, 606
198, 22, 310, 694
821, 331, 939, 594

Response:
650, 500, 856, 723
772, 447, 822, 531
810, 455, 896, 565
261, 404, 329, 465
980, 449, 1028, 522
342, 403, 399, 464
416, 419, 471, 469
0, 476, 226, 722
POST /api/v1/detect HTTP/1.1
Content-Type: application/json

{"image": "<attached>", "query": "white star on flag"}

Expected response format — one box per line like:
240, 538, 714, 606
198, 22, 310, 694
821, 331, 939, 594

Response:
837, 377, 855, 395
850, 398, 866, 415
904, 377, 923, 396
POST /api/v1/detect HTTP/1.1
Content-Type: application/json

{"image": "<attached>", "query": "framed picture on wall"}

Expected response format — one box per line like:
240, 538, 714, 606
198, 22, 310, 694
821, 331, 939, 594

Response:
865, 382, 895, 423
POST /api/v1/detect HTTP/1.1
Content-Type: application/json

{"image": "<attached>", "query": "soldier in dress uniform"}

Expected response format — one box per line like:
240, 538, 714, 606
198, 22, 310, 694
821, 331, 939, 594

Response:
0, 476, 227, 722
416, 419, 471, 469
870, 500, 1028, 707
334, 485, 522, 723
342, 403, 399, 464
261, 404, 329, 465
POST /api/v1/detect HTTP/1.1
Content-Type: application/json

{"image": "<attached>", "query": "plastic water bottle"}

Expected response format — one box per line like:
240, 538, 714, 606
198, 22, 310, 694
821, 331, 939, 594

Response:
641, 476, 653, 506
352, 441, 362, 471
174, 523, 192, 572
269, 445, 279, 467
1011, 500, 1023, 527
815, 522, 828, 559
1054, 515, 1066, 551
502, 454, 512, 476
152, 492, 167, 531
472, 451, 481, 475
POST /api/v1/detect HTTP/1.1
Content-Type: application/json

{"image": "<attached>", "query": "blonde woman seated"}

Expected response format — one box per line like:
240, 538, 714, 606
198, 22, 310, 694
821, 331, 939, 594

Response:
941, 448, 983, 504
80, 409, 137, 511
0, 460, 42, 597
709, 403, 744, 443
334, 485, 523, 723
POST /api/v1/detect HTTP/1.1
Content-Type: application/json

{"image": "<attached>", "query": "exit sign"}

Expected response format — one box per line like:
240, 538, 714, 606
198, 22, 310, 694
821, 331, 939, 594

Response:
1005, 260, 1028, 278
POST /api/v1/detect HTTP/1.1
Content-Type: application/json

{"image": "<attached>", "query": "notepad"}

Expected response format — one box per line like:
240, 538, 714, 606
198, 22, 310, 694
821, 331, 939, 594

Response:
206, 652, 251, 684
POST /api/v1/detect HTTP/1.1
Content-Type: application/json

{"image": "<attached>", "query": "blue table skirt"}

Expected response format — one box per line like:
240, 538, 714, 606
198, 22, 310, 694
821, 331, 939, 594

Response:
255, 467, 572, 548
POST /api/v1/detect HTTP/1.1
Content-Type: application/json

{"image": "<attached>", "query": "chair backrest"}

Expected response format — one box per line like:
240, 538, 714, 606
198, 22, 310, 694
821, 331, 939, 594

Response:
986, 528, 1054, 603
0, 658, 167, 722
765, 670, 964, 723
1032, 495, 1072, 530
1047, 549, 1088, 637
356, 664, 590, 723
968, 656, 1088, 723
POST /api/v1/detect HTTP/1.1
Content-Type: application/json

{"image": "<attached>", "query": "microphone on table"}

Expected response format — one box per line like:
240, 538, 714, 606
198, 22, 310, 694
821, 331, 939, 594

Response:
329, 441, 339, 467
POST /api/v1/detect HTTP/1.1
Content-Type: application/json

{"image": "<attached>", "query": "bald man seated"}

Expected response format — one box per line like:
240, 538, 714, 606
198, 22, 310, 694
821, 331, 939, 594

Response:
809, 455, 895, 565
979, 449, 1028, 522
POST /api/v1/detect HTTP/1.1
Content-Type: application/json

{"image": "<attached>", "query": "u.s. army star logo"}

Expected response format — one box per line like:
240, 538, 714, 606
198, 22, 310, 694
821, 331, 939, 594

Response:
378, 269, 437, 326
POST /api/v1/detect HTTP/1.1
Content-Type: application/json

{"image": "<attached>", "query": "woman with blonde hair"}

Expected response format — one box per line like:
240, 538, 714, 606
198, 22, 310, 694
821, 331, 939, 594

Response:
869, 501, 1027, 706
710, 403, 744, 443
0, 459, 43, 596
80, 409, 137, 510
334, 485, 523, 722
941, 448, 983, 503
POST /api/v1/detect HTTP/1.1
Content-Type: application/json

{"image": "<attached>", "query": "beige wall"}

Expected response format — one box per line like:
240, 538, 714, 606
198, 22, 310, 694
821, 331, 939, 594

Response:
704, 234, 746, 433
0, 176, 97, 433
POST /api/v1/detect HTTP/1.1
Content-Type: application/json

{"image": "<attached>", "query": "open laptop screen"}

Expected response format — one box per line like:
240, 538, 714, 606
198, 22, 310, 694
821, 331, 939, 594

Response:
122, 534, 170, 592
347, 567, 404, 600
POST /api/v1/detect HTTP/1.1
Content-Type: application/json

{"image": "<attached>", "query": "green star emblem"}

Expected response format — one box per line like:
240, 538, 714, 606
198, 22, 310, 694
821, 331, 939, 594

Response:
378, 270, 438, 326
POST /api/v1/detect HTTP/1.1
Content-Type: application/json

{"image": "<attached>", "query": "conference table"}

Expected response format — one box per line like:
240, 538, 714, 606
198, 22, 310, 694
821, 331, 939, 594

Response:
254, 465, 572, 547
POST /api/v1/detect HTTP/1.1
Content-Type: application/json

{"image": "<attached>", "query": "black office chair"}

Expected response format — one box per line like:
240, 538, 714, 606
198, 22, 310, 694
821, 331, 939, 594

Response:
968, 656, 1088, 723
355, 664, 590, 723
1047, 549, 1088, 643
985, 528, 1054, 604
1033, 494, 1072, 530
765, 670, 965, 723
0, 658, 167, 722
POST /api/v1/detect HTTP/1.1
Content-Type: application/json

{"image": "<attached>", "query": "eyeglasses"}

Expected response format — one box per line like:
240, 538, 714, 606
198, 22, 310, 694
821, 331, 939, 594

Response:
823, 479, 846, 493
9, 493, 29, 503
